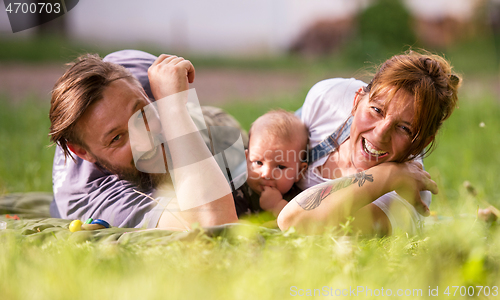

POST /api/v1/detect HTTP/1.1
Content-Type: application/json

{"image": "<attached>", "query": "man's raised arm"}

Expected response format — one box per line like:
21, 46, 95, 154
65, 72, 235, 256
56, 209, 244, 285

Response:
147, 55, 238, 229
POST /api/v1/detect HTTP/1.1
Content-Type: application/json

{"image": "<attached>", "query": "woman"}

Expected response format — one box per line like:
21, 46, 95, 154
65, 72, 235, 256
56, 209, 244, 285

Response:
278, 50, 461, 235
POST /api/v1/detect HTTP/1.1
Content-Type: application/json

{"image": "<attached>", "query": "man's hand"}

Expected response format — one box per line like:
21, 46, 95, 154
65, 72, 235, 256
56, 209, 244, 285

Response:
148, 54, 195, 100
260, 186, 288, 217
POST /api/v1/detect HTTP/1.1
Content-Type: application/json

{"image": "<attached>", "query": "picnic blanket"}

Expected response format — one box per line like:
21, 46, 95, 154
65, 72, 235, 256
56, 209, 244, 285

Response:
0, 192, 279, 245
1, 193, 488, 245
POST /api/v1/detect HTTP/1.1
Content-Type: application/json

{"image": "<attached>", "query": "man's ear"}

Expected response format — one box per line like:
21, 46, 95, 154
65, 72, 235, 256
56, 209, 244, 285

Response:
245, 149, 249, 159
296, 162, 308, 182
67, 142, 96, 163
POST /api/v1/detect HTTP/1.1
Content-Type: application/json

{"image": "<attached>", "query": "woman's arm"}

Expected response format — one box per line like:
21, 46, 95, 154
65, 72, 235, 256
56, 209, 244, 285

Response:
277, 162, 437, 235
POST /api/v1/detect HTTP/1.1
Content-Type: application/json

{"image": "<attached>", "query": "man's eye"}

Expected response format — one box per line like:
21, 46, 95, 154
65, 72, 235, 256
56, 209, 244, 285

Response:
253, 161, 263, 166
111, 135, 122, 143
277, 165, 287, 170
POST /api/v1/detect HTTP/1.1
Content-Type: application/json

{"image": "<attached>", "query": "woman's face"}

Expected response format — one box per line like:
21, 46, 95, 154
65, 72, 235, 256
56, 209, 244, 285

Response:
348, 88, 415, 171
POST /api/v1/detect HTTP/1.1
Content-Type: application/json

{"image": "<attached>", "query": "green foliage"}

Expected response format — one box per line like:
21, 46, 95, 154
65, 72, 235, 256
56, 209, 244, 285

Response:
0, 99, 53, 193
0, 35, 92, 63
444, 37, 499, 75
348, 0, 418, 62
359, 0, 416, 47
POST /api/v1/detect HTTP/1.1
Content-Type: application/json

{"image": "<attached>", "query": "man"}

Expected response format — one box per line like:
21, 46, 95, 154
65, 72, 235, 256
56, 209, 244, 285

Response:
49, 50, 244, 229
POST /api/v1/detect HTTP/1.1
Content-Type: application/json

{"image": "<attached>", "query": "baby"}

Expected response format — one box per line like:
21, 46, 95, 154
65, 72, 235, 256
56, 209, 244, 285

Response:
232, 109, 308, 217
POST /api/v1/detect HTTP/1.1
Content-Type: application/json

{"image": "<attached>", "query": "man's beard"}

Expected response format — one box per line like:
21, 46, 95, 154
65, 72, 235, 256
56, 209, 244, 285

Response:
94, 156, 169, 191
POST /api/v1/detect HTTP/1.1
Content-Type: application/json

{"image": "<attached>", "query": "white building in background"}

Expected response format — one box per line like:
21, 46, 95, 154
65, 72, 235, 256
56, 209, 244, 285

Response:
0, 0, 484, 55
64, 0, 366, 55
405, 0, 478, 20
0, 0, 366, 55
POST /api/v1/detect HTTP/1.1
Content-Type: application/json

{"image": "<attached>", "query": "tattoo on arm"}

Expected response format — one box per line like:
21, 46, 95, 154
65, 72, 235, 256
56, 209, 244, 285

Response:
295, 171, 374, 210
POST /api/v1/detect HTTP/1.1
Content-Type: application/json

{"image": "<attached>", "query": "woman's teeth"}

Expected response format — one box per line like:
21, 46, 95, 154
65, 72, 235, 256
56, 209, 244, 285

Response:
363, 138, 387, 156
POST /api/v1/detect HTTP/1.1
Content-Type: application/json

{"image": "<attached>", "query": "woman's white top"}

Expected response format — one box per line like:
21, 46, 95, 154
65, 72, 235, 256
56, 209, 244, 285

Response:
298, 78, 431, 234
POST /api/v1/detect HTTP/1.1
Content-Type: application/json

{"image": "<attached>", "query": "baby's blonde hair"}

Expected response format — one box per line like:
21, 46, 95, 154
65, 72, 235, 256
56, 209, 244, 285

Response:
249, 109, 308, 158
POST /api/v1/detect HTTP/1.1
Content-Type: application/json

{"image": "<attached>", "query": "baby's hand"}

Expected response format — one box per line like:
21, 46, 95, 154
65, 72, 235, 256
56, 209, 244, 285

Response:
260, 186, 282, 210
260, 186, 288, 217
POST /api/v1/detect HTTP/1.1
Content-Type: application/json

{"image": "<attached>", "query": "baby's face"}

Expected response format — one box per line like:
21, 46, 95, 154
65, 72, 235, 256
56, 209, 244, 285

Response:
246, 134, 307, 195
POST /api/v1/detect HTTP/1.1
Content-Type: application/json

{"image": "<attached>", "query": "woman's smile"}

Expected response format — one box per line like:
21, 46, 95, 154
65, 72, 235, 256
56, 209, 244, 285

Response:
362, 137, 388, 158
348, 90, 414, 170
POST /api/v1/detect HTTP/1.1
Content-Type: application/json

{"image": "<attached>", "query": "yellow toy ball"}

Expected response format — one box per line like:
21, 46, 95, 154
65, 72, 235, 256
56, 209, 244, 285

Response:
69, 220, 83, 232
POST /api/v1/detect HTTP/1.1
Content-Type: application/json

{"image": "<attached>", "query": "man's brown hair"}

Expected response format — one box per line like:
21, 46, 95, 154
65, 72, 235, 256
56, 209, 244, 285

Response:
49, 54, 141, 160
357, 50, 461, 161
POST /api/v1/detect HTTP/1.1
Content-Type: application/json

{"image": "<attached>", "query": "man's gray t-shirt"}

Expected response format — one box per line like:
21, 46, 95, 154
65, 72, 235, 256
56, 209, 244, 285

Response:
51, 147, 168, 228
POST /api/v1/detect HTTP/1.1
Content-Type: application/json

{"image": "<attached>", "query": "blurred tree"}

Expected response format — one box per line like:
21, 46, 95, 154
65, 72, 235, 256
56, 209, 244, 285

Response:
353, 0, 417, 61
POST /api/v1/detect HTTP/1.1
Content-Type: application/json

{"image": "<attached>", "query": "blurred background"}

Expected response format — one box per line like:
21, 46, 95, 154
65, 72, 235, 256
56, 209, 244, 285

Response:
0, 0, 499, 213
0, 0, 494, 56
1, 0, 499, 106
1, 2, 500, 295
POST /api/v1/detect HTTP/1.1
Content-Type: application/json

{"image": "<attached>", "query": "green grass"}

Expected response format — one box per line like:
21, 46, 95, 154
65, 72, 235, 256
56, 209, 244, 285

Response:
0, 219, 499, 299
1, 60, 500, 299
0, 35, 96, 63
426, 96, 500, 211
221, 93, 307, 132
0, 98, 53, 193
